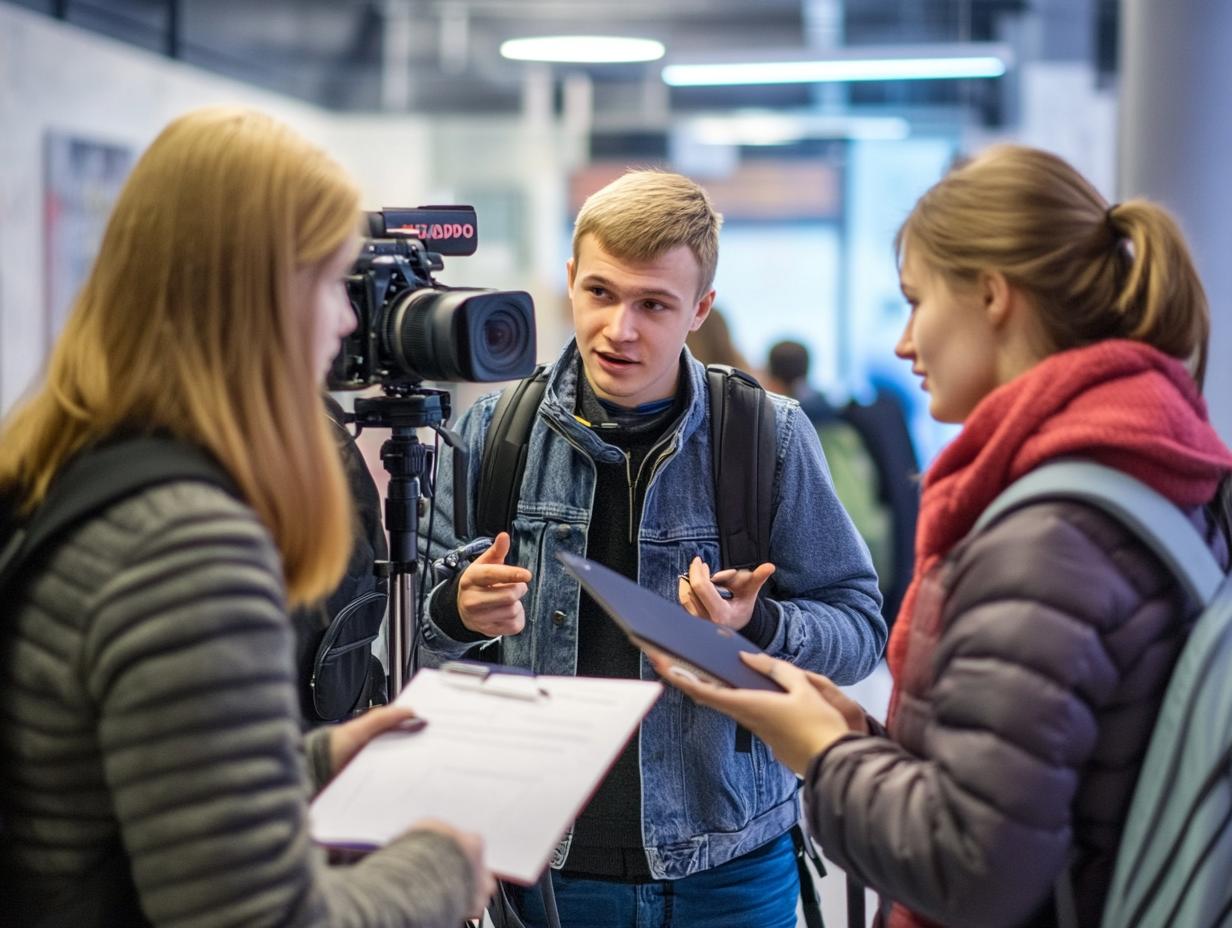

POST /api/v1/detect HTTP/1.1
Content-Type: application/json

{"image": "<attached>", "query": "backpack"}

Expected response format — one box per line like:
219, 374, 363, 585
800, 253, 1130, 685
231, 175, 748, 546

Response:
473, 363, 845, 928
291, 396, 390, 725
840, 391, 919, 624
0, 419, 388, 730
815, 418, 892, 600
974, 459, 1232, 928
0, 436, 237, 927
0, 436, 237, 598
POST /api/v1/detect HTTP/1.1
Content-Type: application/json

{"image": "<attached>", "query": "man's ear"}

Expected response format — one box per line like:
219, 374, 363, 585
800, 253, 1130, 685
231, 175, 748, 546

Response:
566, 257, 577, 290
981, 270, 1014, 328
689, 290, 717, 332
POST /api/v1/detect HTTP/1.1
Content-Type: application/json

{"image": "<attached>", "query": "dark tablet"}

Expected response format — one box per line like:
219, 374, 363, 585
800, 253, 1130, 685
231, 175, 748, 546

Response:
557, 551, 785, 693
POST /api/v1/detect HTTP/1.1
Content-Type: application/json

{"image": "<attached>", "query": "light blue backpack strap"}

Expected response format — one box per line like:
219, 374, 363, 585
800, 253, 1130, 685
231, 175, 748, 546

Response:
976, 459, 1229, 928
975, 459, 1222, 606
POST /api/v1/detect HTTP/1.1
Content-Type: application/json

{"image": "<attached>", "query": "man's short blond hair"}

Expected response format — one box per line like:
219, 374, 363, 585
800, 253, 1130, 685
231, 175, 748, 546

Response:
572, 170, 722, 295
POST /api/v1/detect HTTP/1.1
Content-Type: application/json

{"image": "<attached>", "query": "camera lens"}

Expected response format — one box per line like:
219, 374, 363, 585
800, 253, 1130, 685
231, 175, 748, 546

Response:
480, 306, 526, 364
385, 287, 536, 383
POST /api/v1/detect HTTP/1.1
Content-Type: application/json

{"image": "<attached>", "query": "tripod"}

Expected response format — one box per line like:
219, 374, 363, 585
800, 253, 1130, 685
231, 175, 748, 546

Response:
351, 384, 459, 698
352, 384, 563, 928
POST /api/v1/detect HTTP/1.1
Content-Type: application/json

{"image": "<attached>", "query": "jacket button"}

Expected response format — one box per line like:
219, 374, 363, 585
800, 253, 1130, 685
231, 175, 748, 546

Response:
552, 610, 568, 626
556, 525, 572, 539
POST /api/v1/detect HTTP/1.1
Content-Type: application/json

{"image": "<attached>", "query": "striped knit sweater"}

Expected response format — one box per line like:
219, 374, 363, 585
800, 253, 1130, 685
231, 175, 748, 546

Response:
0, 481, 473, 927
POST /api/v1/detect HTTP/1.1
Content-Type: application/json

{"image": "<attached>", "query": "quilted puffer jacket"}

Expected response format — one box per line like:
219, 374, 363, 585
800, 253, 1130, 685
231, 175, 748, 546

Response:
804, 492, 1230, 928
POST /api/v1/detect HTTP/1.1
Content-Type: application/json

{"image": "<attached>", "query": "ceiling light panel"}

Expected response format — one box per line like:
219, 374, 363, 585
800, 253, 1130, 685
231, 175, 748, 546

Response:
501, 36, 666, 64
662, 45, 1012, 87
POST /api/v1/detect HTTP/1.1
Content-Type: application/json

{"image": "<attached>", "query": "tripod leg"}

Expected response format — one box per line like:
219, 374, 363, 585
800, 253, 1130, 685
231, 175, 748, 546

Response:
387, 570, 414, 699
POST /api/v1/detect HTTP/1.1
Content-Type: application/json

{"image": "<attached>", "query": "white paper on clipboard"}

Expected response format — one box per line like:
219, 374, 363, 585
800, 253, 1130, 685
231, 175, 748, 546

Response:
309, 665, 663, 884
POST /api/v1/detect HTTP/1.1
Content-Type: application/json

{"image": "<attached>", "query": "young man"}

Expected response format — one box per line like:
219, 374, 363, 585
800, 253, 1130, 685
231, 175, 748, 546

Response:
418, 170, 885, 928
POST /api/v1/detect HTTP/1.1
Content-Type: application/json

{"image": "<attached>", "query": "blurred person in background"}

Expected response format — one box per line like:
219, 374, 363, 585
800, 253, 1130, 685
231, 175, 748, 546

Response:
840, 379, 919, 622
661, 144, 1232, 928
764, 339, 893, 617
766, 339, 919, 624
685, 304, 755, 372
0, 106, 490, 928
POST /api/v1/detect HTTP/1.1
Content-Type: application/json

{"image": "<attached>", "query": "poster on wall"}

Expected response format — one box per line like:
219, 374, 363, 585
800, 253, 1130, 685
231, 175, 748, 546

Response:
43, 131, 134, 347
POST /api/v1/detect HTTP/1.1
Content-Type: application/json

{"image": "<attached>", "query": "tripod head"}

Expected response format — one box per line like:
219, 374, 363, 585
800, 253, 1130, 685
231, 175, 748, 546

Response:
353, 383, 449, 431
353, 385, 451, 561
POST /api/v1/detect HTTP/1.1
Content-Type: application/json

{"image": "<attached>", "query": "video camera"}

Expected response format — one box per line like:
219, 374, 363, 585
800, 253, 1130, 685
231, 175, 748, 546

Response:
328, 206, 537, 388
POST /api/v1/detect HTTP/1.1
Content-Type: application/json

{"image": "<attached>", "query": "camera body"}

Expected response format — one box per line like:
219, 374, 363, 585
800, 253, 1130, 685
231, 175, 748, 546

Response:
329, 206, 537, 389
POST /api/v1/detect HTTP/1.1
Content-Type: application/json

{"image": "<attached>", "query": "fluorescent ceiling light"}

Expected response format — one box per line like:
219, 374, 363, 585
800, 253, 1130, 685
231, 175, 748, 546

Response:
663, 54, 1007, 87
501, 36, 665, 64
688, 112, 910, 146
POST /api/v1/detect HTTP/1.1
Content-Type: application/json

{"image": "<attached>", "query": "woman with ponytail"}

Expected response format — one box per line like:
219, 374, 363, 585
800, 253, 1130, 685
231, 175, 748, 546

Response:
658, 144, 1232, 926
0, 107, 490, 927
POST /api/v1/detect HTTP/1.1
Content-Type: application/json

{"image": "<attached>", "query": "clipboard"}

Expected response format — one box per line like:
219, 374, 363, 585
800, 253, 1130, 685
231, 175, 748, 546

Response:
309, 664, 661, 884
557, 550, 785, 693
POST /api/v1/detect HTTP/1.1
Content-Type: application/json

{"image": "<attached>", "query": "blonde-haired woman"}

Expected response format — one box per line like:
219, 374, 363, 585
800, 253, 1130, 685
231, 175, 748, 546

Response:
659, 145, 1232, 927
0, 107, 489, 927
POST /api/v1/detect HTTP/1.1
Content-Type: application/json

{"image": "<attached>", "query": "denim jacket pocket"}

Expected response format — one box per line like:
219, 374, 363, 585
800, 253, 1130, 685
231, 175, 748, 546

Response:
751, 735, 797, 811
677, 696, 757, 831
510, 512, 584, 676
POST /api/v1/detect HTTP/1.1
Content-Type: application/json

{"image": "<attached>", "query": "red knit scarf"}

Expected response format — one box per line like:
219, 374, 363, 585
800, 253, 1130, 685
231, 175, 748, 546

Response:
882, 340, 1232, 928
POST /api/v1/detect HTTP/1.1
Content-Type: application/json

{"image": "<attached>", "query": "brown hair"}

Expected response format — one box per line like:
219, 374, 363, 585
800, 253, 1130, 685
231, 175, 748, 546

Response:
0, 107, 361, 606
897, 144, 1209, 385
572, 170, 723, 295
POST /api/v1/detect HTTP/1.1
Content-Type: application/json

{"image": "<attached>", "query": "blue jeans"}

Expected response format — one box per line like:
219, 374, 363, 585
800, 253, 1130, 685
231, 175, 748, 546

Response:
508, 833, 799, 928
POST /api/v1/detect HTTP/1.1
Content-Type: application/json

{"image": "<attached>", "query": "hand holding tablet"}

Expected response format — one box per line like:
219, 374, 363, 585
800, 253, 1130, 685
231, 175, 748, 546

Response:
556, 551, 785, 693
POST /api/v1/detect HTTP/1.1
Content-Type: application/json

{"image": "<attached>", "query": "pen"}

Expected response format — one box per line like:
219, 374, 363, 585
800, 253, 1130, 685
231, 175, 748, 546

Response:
440, 661, 550, 701
443, 677, 546, 701
678, 573, 734, 600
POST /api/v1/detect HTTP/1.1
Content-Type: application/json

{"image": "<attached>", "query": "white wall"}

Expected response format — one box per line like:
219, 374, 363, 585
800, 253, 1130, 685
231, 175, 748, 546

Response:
0, 5, 574, 418
422, 116, 581, 362
0, 4, 346, 412
1119, 0, 1232, 445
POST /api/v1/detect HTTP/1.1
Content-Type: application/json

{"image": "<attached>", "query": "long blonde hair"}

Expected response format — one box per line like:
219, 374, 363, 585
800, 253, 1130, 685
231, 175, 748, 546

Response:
0, 107, 360, 606
897, 144, 1210, 385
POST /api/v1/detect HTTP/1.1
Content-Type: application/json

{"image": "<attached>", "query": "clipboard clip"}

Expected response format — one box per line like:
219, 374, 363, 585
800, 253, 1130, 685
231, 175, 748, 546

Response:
440, 661, 550, 702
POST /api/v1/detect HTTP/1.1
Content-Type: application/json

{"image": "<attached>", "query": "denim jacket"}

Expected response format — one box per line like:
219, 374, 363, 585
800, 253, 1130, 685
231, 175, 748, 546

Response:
418, 341, 886, 880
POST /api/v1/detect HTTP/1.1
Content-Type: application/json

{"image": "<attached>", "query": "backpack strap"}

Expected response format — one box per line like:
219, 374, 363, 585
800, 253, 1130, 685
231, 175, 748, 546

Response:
707, 364, 777, 570
476, 366, 548, 540
0, 435, 236, 597
974, 458, 1222, 607
791, 823, 828, 928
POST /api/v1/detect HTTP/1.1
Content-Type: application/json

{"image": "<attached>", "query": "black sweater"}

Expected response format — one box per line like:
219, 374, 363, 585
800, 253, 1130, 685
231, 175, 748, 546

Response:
565, 379, 681, 879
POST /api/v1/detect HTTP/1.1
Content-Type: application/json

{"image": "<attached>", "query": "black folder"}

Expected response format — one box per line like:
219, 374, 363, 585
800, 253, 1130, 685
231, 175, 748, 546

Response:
557, 551, 785, 693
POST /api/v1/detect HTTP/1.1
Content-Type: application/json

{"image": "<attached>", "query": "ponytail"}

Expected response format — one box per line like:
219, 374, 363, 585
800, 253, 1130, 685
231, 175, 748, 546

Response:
899, 145, 1210, 388
1107, 200, 1209, 386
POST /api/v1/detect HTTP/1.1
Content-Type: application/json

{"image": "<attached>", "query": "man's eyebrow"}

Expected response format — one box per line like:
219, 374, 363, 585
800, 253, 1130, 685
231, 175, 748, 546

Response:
578, 274, 683, 301
578, 273, 613, 288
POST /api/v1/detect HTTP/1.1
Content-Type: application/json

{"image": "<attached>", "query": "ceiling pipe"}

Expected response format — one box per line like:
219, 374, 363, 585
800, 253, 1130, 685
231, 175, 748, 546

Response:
802, 0, 845, 108
381, 0, 415, 111
438, 1, 469, 75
